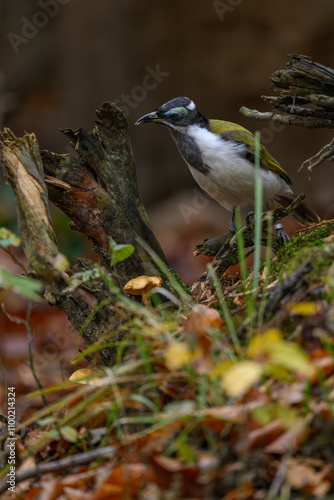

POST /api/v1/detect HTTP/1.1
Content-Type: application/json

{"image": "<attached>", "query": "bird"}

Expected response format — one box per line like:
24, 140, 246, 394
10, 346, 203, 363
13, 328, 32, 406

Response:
135, 97, 320, 242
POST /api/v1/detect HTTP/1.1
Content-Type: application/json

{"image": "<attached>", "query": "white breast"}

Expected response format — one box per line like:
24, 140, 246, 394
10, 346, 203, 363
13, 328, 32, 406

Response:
187, 126, 292, 211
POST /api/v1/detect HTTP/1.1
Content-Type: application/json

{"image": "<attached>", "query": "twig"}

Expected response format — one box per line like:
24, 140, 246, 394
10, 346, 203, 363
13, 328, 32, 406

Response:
263, 261, 313, 319
1, 302, 48, 406
0, 445, 117, 495
267, 453, 291, 499
239, 106, 334, 129
3, 247, 27, 273
241, 55, 334, 129
299, 138, 334, 174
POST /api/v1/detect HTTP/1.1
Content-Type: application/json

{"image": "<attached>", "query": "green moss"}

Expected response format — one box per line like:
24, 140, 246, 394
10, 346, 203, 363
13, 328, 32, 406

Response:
169, 267, 192, 294
272, 220, 334, 278
157, 263, 191, 295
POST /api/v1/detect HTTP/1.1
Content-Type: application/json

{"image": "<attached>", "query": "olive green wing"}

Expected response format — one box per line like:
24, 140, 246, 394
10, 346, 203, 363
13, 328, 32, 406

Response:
209, 119, 291, 185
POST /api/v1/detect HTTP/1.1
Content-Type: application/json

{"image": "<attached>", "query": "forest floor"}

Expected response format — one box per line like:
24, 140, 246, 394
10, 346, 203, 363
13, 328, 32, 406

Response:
1, 219, 334, 499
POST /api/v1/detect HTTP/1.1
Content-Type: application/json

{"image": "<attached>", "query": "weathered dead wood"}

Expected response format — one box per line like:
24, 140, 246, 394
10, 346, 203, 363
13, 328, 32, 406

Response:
42, 102, 167, 289
0, 103, 171, 365
240, 54, 334, 130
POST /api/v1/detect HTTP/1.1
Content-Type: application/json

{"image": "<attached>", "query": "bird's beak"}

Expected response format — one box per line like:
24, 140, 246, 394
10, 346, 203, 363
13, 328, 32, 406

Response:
135, 111, 163, 125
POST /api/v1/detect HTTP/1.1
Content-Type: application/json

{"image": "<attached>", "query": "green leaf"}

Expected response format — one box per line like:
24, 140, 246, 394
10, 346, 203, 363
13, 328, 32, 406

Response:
0, 268, 42, 300
36, 416, 58, 426
252, 404, 299, 428
59, 425, 78, 443
67, 268, 98, 292
175, 438, 197, 464
0, 227, 21, 248
109, 237, 134, 266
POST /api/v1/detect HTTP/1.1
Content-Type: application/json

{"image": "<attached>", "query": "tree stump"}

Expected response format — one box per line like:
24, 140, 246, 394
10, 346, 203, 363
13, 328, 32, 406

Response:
0, 102, 170, 365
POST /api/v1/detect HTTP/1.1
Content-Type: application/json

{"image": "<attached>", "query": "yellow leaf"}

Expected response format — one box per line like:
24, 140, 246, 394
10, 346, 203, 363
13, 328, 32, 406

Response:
248, 328, 283, 357
268, 342, 315, 377
287, 302, 321, 316
221, 361, 263, 398
165, 342, 193, 371
69, 368, 104, 385
60, 425, 78, 443
211, 360, 234, 378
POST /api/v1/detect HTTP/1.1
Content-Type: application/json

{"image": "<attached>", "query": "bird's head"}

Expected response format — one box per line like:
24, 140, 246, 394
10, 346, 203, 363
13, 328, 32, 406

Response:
135, 97, 208, 131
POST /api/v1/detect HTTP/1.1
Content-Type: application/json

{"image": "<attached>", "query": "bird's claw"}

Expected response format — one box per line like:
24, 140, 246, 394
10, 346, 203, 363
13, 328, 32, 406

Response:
229, 220, 237, 235
274, 222, 290, 245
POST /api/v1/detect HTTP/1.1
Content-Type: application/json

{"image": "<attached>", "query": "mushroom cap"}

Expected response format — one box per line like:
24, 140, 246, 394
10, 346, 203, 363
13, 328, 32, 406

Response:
123, 275, 162, 295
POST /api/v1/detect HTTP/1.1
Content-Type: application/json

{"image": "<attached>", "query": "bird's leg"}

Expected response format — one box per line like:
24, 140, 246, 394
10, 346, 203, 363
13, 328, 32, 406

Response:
266, 202, 290, 245
274, 222, 290, 244
229, 206, 237, 234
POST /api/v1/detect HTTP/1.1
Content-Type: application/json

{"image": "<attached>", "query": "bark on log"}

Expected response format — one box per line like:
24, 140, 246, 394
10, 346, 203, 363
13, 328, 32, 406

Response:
42, 102, 167, 289
0, 103, 170, 365
240, 54, 334, 130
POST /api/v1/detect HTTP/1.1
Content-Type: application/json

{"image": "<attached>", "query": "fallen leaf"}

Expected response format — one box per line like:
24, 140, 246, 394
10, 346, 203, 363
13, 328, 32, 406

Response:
287, 301, 322, 316
323, 232, 334, 242
222, 482, 255, 500
221, 361, 263, 398
69, 368, 105, 385
236, 419, 284, 452
96, 463, 151, 499
184, 304, 222, 353
232, 293, 245, 307
285, 457, 332, 497
265, 416, 310, 454
38, 479, 63, 500
59, 426, 78, 443
274, 382, 305, 405
248, 329, 315, 377
248, 328, 283, 358
165, 342, 194, 370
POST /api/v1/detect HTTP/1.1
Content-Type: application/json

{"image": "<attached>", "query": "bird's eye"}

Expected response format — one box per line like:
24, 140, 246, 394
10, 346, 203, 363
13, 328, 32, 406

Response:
165, 107, 188, 120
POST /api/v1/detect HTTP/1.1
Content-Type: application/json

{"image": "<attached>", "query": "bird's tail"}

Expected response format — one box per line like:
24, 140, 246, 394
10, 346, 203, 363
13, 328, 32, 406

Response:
275, 194, 321, 226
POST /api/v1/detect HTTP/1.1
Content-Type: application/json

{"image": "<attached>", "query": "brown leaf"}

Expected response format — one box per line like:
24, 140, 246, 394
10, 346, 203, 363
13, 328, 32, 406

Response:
274, 382, 305, 405
323, 232, 334, 242
38, 479, 63, 500
94, 464, 150, 500
222, 481, 255, 500
265, 416, 310, 454
62, 487, 93, 499
184, 304, 222, 351
232, 293, 245, 307
236, 420, 285, 453
285, 457, 332, 497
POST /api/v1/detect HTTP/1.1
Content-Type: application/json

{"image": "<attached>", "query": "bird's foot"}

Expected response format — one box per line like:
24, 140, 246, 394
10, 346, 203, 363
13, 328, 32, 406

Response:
274, 222, 290, 245
229, 220, 237, 235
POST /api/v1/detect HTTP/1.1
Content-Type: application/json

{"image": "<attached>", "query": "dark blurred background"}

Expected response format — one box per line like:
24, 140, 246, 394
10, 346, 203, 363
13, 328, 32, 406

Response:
1, 0, 334, 283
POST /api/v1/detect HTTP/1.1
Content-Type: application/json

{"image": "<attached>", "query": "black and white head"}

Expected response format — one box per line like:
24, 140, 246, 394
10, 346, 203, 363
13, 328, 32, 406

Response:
135, 97, 208, 131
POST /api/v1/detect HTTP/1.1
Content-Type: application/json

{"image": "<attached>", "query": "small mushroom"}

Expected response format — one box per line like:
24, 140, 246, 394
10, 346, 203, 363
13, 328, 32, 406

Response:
123, 275, 162, 305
